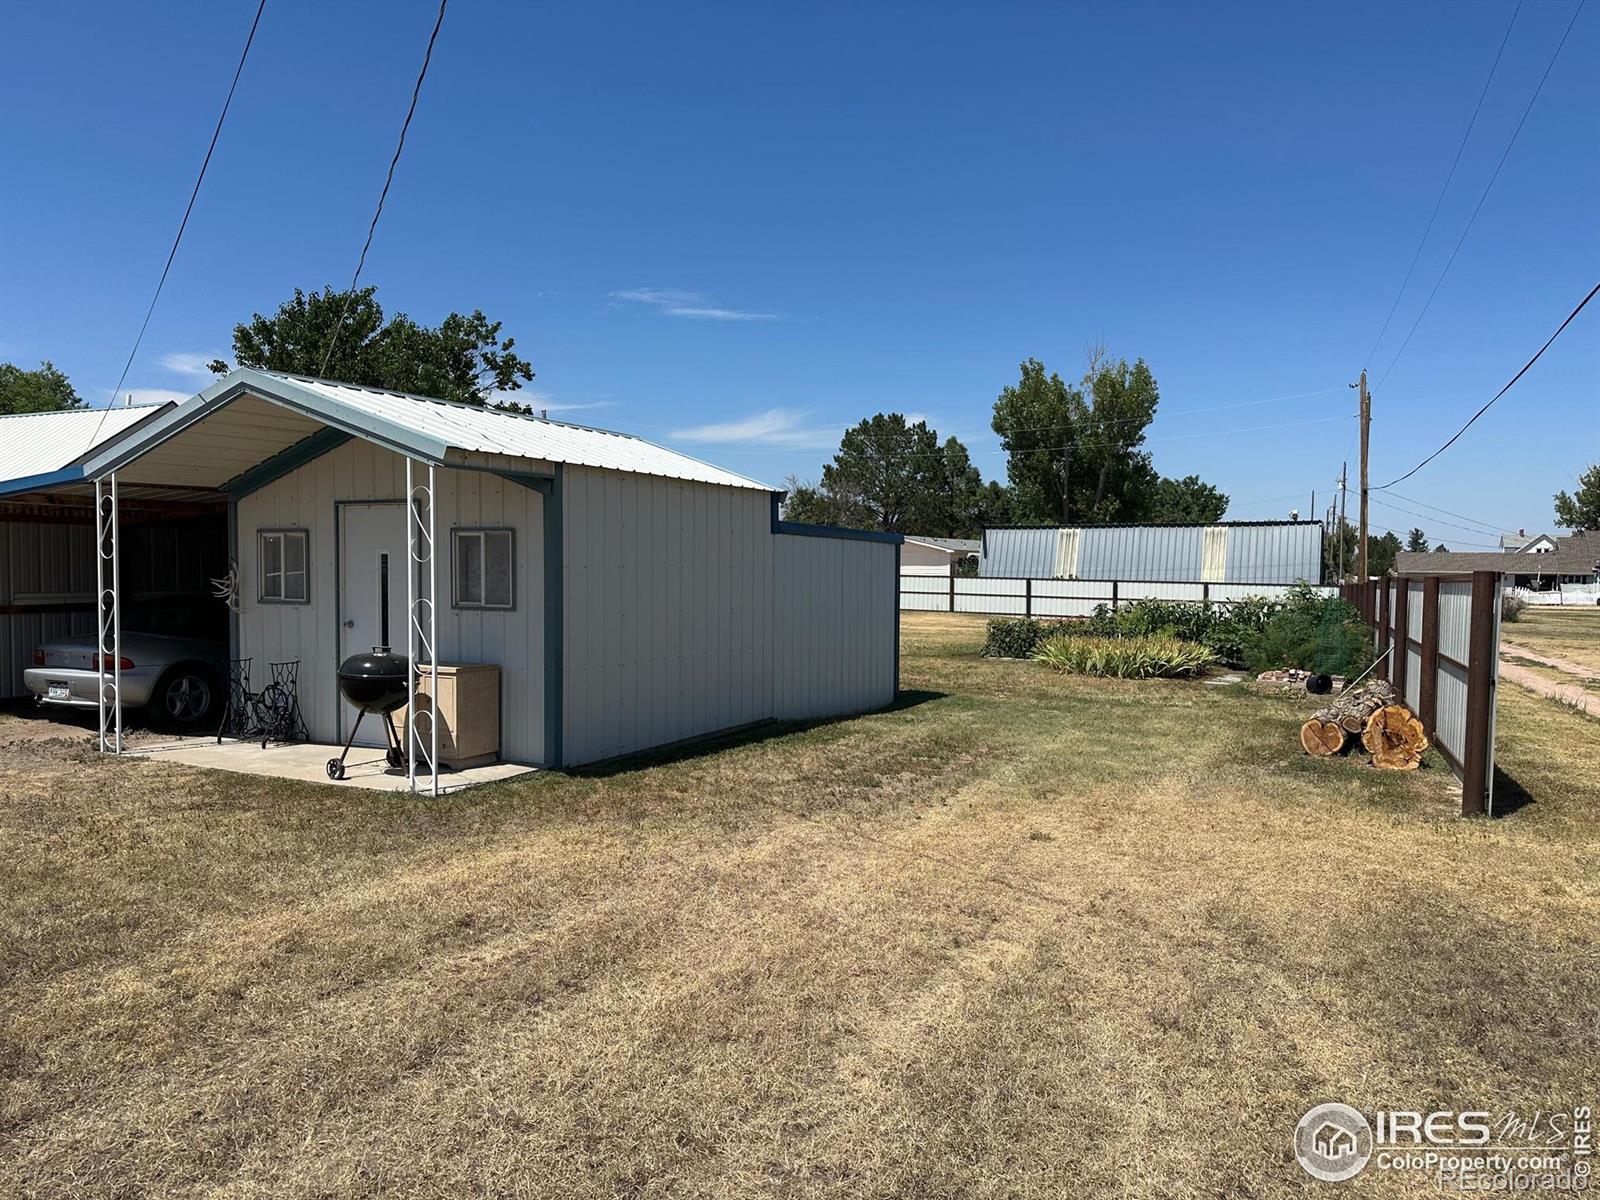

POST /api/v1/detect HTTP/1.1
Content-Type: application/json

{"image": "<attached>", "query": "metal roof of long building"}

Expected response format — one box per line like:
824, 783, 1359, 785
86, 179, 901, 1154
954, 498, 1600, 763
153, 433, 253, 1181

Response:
79, 370, 776, 493
0, 404, 170, 490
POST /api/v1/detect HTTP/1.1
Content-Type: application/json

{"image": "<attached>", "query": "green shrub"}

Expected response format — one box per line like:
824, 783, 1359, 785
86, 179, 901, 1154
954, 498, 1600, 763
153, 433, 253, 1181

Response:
1033, 634, 1218, 679
982, 617, 1052, 658
1082, 596, 1281, 667
1241, 583, 1374, 677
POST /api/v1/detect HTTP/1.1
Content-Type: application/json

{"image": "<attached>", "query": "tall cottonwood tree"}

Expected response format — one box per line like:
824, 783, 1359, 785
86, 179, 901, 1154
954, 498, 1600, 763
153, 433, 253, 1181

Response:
0, 361, 83, 414
1554, 464, 1600, 531
209, 285, 534, 406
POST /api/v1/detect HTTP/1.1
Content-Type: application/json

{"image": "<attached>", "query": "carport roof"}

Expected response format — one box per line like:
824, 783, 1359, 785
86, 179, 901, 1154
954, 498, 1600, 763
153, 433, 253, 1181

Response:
77, 369, 775, 493
0, 404, 171, 497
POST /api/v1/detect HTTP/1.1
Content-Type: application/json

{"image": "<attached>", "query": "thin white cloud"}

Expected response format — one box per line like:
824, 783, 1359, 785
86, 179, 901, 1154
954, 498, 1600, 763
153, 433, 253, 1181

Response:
611, 287, 777, 322
671, 408, 839, 449
158, 351, 221, 379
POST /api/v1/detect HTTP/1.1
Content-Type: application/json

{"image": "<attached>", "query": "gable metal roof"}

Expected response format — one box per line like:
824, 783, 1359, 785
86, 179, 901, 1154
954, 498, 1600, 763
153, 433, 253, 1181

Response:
79, 369, 776, 492
0, 404, 171, 496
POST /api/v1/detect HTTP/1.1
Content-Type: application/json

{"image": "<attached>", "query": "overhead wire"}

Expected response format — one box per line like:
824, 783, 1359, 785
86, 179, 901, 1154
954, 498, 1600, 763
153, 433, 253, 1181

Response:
85, 0, 267, 451
1372, 0, 1586, 395
317, 0, 449, 379
1375, 279, 1599, 488
1362, 1, 1522, 370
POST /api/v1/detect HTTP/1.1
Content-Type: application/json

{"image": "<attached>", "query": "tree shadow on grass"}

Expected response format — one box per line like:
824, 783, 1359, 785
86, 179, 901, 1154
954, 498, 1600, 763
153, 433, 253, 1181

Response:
563, 689, 947, 778
1490, 765, 1536, 818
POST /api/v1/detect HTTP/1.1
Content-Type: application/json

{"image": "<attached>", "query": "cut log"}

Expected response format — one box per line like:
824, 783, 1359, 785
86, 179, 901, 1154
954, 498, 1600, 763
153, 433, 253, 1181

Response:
1300, 679, 1406, 761
1300, 718, 1347, 757
1362, 704, 1429, 770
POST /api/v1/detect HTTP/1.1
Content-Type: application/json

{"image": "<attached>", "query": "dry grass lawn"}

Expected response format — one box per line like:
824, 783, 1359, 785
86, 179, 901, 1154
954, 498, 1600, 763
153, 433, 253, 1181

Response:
2, 612, 1597, 1197
1503, 605, 1600, 674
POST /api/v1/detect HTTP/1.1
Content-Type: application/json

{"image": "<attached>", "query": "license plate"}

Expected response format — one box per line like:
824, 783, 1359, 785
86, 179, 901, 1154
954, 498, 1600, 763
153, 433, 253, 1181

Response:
48, 682, 70, 700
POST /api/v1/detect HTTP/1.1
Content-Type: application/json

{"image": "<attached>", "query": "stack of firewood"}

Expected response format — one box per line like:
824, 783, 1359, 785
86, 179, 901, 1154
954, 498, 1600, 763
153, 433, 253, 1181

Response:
1299, 679, 1429, 770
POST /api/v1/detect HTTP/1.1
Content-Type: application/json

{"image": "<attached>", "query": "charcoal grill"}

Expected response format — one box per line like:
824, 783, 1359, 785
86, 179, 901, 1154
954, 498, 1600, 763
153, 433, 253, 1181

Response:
326, 646, 427, 780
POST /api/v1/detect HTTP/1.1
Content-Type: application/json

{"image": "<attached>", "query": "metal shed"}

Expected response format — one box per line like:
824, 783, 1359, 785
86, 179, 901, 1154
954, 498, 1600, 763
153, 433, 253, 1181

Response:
63, 369, 901, 788
980, 521, 1324, 585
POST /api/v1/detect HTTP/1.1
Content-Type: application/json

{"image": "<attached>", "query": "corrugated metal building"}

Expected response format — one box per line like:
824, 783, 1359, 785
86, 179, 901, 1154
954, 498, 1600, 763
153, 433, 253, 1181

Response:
0, 404, 221, 700
980, 521, 1323, 584
68, 369, 901, 768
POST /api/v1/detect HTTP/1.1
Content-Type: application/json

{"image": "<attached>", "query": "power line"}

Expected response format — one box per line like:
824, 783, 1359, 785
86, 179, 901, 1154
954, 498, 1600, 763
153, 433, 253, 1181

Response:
1368, 495, 1510, 542
318, 0, 449, 379
1376, 279, 1600, 489
1363, 0, 1522, 370
1373, 0, 1586, 395
86, 0, 267, 450
1371, 488, 1514, 536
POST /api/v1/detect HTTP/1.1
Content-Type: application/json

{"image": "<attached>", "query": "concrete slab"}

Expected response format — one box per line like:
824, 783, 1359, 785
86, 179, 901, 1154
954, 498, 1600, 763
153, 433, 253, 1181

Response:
129, 737, 538, 793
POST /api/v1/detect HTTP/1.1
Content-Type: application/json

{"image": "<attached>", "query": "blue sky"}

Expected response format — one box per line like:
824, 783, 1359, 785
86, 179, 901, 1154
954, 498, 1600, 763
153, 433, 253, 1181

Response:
2, 1, 1595, 544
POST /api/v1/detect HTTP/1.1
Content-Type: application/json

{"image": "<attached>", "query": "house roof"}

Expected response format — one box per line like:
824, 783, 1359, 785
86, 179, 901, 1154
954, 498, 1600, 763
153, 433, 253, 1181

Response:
77, 369, 775, 493
0, 404, 172, 496
1397, 533, 1600, 577
903, 535, 980, 554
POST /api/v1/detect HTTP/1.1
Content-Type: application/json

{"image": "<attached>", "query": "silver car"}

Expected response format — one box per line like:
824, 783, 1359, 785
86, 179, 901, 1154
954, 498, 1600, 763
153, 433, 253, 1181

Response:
24, 595, 227, 727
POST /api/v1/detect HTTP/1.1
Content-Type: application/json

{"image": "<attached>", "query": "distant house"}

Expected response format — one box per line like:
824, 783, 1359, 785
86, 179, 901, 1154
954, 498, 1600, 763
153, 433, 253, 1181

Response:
900, 535, 980, 577
1397, 532, 1600, 590
1499, 528, 1559, 553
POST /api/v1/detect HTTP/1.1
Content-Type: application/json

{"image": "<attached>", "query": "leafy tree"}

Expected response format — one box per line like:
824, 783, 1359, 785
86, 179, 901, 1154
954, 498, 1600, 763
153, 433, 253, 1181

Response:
819, 414, 952, 533
1554, 463, 1600, 531
1146, 474, 1229, 523
1434, 542, 1449, 553
991, 358, 1083, 523
1404, 527, 1429, 553
779, 476, 845, 526
975, 479, 1013, 529
1077, 352, 1161, 520
0, 360, 83, 414
1322, 516, 1358, 582
1368, 530, 1403, 576
990, 352, 1221, 525
209, 285, 533, 406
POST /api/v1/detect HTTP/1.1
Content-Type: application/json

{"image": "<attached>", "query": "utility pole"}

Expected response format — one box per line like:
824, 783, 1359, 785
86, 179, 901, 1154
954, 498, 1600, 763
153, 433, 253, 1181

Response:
1338, 461, 1349, 580
1356, 369, 1370, 579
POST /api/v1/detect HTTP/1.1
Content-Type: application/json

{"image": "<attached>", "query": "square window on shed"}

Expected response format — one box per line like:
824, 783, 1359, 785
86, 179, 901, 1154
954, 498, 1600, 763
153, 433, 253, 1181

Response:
259, 530, 309, 603
453, 529, 514, 609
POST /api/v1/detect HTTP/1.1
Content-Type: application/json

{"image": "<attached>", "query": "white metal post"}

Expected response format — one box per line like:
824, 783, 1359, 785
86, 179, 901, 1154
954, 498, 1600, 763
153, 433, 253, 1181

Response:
428, 462, 438, 798
406, 458, 417, 792
95, 475, 122, 753
406, 458, 439, 797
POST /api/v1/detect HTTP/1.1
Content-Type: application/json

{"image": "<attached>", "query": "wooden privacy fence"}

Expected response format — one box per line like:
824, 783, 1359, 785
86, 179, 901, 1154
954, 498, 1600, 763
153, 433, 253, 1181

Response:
900, 574, 1332, 618
1342, 572, 1502, 816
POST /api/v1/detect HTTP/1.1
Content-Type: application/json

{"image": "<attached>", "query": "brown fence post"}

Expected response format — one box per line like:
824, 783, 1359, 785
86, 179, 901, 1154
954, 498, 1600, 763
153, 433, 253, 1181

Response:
1392, 577, 1410, 700
1377, 579, 1391, 681
1419, 575, 1440, 731
1024, 577, 1032, 618
1461, 571, 1497, 817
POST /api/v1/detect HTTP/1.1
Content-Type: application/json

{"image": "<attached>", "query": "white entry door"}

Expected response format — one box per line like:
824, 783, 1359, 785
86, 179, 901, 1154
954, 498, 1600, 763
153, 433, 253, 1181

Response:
340, 503, 408, 745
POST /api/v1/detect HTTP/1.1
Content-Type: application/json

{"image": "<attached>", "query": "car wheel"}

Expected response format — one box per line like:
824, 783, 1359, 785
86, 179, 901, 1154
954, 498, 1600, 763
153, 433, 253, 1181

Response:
155, 667, 216, 727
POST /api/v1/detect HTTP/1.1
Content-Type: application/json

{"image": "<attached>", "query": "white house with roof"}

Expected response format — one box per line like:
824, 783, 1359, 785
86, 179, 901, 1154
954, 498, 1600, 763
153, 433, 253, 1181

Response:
60, 370, 899, 780
899, 535, 980, 577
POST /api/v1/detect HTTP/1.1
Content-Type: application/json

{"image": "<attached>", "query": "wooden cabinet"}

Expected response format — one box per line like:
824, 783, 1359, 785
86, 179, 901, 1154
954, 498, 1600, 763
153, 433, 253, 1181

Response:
400, 664, 501, 768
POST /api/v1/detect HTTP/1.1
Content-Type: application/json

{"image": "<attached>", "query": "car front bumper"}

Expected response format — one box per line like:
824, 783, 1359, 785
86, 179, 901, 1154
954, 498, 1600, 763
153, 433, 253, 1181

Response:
23, 667, 157, 711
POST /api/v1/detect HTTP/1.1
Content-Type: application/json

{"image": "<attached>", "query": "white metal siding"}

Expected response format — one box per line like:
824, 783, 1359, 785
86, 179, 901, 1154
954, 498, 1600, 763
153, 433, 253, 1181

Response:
238, 440, 545, 763
561, 466, 773, 765
900, 542, 953, 576
773, 535, 895, 720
